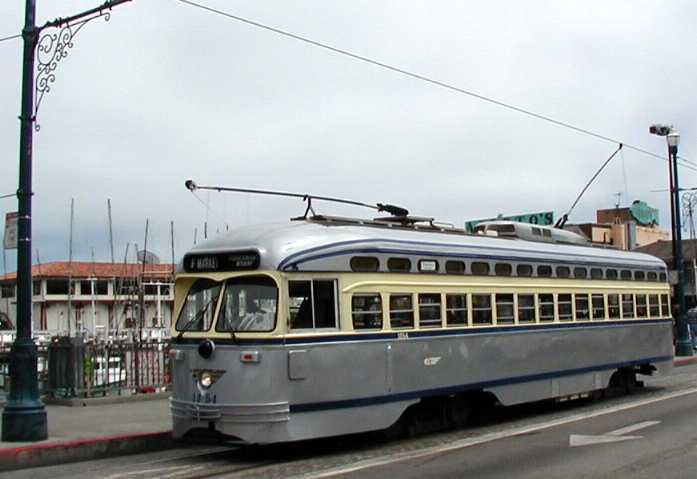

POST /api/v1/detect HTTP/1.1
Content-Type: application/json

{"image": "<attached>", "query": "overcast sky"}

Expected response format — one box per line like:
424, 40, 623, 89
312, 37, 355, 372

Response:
2, 0, 697, 271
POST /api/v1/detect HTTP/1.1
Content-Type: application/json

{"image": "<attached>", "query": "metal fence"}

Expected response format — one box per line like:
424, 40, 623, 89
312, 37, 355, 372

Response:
0, 337, 170, 399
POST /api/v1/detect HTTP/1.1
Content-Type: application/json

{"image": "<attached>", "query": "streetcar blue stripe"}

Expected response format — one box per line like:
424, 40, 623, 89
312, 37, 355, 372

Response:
289, 354, 673, 413
276, 238, 664, 271
173, 319, 671, 346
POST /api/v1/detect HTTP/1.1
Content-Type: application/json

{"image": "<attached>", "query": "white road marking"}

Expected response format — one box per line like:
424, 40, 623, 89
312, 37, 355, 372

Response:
569, 434, 642, 447
291, 387, 697, 479
104, 465, 194, 478
606, 420, 661, 436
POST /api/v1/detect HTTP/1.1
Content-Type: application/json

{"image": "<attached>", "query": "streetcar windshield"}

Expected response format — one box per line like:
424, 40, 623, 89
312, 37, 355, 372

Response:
217, 276, 278, 332
175, 278, 222, 332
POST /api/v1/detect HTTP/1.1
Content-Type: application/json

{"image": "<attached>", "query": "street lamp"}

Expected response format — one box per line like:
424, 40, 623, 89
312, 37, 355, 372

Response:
649, 125, 693, 356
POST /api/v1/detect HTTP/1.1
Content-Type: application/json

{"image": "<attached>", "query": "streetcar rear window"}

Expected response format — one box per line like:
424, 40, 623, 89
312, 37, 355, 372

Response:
216, 276, 278, 332
175, 279, 222, 332
352, 294, 382, 330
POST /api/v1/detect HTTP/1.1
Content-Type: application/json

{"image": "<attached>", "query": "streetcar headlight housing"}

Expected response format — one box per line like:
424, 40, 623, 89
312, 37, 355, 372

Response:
193, 369, 225, 390
199, 371, 214, 389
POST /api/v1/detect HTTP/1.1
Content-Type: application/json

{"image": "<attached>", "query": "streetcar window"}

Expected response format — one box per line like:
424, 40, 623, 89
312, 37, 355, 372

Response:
532, 227, 542, 236
636, 294, 648, 318
217, 276, 278, 332
647, 272, 658, 281
472, 294, 492, 325
622, 294, 635, 319
537, 265, 552, 278
518, 294, 536, 323
471, 262, 490, 275
591, 294, 605, 320
620, 270, 632, 280
495, 294, 514, 324
350, 257, 379, 272
558, 294, 572, 321
542, 229, 552, 238
608, 294, 620, 319
606, 269, 618, 280
388, 258, 412, 273
635, 271, 646, 281
446, 294, 467, 326
649, 294, 659, 317
390, 294, 414, 328
445, 261, 466, 274
660, 294, 670, 316
659, 272, 667, 282
495, 263, 512, 277
574, 267, 587, 279
418, 260, 439, 273
538, 294, 555, 322
419, 294, 441, 327
289, 280, 338, 329
516, 264, 533, 277
352, 294, 382, 330
575, 294, 590, 321
175, 278, 222, 332
556, 266, 570, 279
590, 268, 603, 280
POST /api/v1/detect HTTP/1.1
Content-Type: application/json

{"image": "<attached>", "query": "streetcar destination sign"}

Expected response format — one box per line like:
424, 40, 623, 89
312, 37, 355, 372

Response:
183, 251, 260, 272
465, 211, 554, 233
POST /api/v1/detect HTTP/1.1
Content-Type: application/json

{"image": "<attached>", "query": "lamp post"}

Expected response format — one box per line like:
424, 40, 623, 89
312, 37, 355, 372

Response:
650, 124, 693, 356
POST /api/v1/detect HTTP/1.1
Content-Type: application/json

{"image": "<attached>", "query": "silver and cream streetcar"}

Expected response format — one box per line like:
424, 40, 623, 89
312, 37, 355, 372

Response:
170, 193, 673, 444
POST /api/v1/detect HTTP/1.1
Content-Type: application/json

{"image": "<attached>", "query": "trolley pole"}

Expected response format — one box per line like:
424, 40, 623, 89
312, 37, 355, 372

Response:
2, 0, 132, 442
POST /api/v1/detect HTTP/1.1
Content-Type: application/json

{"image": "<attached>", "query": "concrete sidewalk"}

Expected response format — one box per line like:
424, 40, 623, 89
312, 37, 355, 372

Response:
0, 394, 172, 471
1, 356, 697, 472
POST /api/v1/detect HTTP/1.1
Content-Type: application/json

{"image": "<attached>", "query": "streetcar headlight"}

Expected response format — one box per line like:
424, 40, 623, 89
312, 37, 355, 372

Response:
199, 371, 214, 389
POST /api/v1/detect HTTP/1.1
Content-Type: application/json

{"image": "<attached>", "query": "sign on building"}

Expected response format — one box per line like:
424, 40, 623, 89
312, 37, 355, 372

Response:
3, 212, 18, 250
465, 211, 554, 233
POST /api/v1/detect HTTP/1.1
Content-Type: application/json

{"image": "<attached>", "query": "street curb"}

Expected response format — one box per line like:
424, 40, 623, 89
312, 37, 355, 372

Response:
674, 355, 697, 367
0, 430, 173, 472
45, 391, 170, 407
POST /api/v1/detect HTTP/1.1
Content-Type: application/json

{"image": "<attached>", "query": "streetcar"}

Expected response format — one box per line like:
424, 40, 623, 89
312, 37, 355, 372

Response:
169, 189, 673, 444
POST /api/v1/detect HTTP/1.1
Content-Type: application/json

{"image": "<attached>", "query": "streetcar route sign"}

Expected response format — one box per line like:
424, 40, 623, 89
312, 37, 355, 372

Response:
3, 212, 18, 250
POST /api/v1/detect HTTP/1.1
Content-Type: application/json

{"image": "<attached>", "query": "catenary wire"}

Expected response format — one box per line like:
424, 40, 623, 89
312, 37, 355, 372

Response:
0, 33, 21, 43
175, 0, 697, 173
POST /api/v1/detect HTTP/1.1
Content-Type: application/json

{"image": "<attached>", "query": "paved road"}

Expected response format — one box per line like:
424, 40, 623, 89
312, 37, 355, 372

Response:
5, 364, 697, 479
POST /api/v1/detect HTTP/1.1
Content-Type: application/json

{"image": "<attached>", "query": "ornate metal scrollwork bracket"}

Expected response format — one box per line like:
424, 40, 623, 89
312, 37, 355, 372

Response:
33, 9, 113, 131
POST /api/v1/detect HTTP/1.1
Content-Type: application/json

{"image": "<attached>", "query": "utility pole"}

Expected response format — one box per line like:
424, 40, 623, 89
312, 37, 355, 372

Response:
3, 0, 132, 442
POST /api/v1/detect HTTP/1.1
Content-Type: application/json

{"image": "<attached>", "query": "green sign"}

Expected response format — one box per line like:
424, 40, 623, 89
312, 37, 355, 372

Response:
629, 201, 659, 226
465, 211, 554, 233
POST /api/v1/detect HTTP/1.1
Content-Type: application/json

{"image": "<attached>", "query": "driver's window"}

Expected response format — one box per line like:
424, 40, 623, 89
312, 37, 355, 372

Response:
289, 279, 338, 329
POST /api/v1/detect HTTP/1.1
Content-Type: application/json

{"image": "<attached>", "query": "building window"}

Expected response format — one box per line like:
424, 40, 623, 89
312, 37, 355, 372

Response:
556, 267, 571, 279
636, 294, 648, 318
418, 260, 439, 273
0, 285, 14, 299
518, 294, 535, 323
46, 279, 73, 295
648, 294, 659, 317
590, 268, 603, 280
471, 262, 490, 276
33, 281, 41, 296
622, 294, 634, 319
350, 257, 379, 272
592, 294, 605, 320
387, 258, 411, 273
352, 294, 382, 330
445, 261, 465, 274
446, 294, 467, 326
575, 294, 590, 320
472, 294, 492, 325
496, 294, 514, 324
538, 294, 555, 322
289, 280, 338, 329
390, 294, 414, 328
495, 263, 512, 277
516, 264, 533, 277
537, 265, 552, 278
558, 294, 573, 321
608, 294, 620, 319
418, 294, 441, 327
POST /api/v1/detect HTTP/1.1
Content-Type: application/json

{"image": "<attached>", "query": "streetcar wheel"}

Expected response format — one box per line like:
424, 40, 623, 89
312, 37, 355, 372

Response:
446, 395, 471, 429
380, 415, 406, 441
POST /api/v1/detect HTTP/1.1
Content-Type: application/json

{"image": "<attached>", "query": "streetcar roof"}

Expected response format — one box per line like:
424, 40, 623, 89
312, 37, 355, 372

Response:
181, 219, 666, 273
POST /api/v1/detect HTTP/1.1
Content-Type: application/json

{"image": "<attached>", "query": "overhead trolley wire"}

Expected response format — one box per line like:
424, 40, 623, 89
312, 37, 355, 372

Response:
0, 33, 21, 43
176, 0, 697, 173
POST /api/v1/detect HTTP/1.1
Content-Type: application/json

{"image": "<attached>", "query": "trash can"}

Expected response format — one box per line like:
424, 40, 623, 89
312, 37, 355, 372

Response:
48, 337, 85, 397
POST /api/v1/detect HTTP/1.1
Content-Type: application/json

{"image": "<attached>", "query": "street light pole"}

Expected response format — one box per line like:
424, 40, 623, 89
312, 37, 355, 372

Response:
668, 131, 693, 356
2, 0, 47, 441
